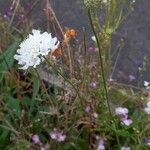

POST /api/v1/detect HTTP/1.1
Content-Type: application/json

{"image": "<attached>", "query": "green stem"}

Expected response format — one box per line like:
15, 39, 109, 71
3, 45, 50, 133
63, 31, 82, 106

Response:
88, 9, 112, 117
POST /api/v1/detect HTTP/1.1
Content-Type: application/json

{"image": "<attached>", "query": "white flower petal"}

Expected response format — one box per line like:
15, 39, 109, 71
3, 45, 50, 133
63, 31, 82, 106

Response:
14, 29, 59, 70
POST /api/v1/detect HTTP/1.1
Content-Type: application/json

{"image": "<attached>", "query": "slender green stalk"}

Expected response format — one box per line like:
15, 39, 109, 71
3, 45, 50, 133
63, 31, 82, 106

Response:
43, 56, 83, 102
88, 9, 112, 116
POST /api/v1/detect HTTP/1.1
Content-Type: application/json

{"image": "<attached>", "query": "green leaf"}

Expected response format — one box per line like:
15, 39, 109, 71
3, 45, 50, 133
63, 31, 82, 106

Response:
0, 39, 20, 81
29, 77, 40, 115
7, 96, 21, 118
0, 130, 10, 148
21, 96, 32, 107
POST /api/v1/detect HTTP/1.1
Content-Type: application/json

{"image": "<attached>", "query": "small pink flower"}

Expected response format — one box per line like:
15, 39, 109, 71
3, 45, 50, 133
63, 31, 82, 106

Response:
32, 134, 41, 144
115, 107, 128, 116
121, 118, 133, 126
90, 81, 97, 88
57, 133, 66, 142
115, 107, 133, 126
85, 106, 91, 113
96, 137, 105, 150
97, 145, 105, 150
108, 74, 114, 82
50, 129, 66, 142
3, 7, 13, 18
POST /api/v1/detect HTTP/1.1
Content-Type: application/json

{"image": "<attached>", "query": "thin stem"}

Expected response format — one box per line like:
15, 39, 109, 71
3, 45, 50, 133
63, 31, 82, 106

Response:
34, 68, 54, 106
9, 0, 20, 27
43, 56, 83, 102
47, 0, 73, 75
111, 41, 122, 76
88, 9, 112, 116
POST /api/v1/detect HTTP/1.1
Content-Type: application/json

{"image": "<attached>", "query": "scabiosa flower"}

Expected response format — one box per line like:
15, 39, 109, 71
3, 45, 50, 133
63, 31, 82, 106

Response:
121, 118, 133, 126
32, 134, 41, 144
115, 107, 128, 117
115, 107, 132, 126
144, 101, 150, 114
50, 129, 66, 142
14, 29, 59, 70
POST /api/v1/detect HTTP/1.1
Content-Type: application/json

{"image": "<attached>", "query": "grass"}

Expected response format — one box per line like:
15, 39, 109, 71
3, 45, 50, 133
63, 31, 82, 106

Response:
0, 0, 150, 149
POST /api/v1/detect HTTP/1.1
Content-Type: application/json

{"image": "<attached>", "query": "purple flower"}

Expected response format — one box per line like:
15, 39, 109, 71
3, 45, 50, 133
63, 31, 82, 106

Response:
96, 136, 105, 150
32, 134, 41, 144
115, 107, 128, 116
85, 106, 92, 113
115, 107, 133, 126
121, 118, 133, 126
90, 80, 97, 88
97, 145, 105, 150
3, 7, 13, 18
50, 129, 66, 142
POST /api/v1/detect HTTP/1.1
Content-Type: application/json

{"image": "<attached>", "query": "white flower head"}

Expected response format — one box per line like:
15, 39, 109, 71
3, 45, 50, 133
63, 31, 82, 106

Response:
14, 29, 59, 70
